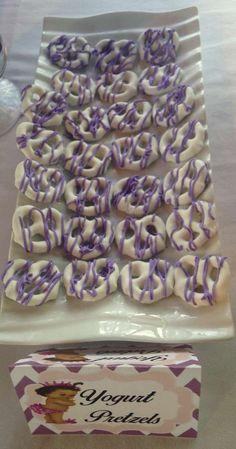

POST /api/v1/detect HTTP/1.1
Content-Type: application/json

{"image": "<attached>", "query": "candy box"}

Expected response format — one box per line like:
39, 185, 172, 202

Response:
9, 344, 201, 437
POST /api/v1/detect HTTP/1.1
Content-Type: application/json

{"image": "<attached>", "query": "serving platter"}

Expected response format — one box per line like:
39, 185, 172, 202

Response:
0, 7, 234, 344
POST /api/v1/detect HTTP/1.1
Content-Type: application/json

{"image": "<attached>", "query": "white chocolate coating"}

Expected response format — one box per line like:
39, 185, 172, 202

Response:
115, 215, 166, 260
120, 259, 174, 304
166, 201, 217, 252
152, 85, 195, 128
2, 259, 61, 306
64, 217, 114, 260
138, 28, 180, 65
47, 35, 92, 69
52, 69, 96, 107
64, 140, 112, 178
64, 106, 110, 142
163, 159, 211, 207
108, 100, 152, 133
159, 120, 205, 163
12, 206, 63, 253
97, 71, 138, 103
64, 259, 119, 302
16, 122, 64, 165
95, 39, 137, 73
174, 255, 231, 307
112, 132, 159, 170
139, 63, 183, 96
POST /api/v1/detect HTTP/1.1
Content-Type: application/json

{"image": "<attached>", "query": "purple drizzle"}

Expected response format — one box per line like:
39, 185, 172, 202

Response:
67, 178, 112, 215
112, 133, 156, 169
22, 86, 67, 127
47, 35, 91, 69
64, 141, 112, 177
162, 120, 199, 163
139, 63, 181, 94
108, 100, 152, 132
154, 84, 193, 128
141, 28, 178, 66
95, 39, 137, 73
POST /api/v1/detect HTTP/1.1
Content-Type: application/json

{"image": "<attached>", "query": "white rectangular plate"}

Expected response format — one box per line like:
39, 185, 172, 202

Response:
0, 7, 234, 344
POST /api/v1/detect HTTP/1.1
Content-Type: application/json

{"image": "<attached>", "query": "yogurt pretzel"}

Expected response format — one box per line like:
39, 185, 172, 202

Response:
95, 39, 137, 73
138, 63, 183, 96
96, 71, 138, 103
112, 132, 159, 170
47, 34, 92, 70
12, 206, 63, 253
15, 160, 65, 203
138, 27, 180, 66
65, 177, 112, 216
159, 120, 205, 163
21, 84, 67, 128
115, 215, 166, 260
64, 217, 114, 260
64, 140, 112, 178
64, 258, 119, 302
163, 159, 211, 207
108, 100, 152, 133
51, 69, 96, 107
16, 122, 64, 165
64, 105, 110, 142
113, 175, 163, 217
166, 200, 217, 252
152, 84, 195, 128
174, 255, 230, 307
1, 259, 61, 306
120, 259, 174, 304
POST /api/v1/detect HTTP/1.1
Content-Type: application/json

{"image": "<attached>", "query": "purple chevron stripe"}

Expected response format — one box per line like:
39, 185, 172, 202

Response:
169, 367, 186, 376
33, 366, 48, 373
66, 366, 83, 373
24, 407, 34, 422
193, 408, 199, 420
14, 376, 35, 399
32, 425, 56, 435
185, 378, 201, 396
91, 429, 113, 434
179, 428, 198, 438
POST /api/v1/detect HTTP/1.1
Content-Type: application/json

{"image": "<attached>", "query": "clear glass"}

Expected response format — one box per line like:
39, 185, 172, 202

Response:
0, 35, 21, 136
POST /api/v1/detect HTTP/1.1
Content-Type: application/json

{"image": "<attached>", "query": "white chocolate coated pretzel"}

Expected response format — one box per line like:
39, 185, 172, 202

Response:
174, 255, 230, 307
159, 120, 205, 163
113, 175, 163, 217
65, 106, 110, 142
21, 84, 67, 128
16, 122, 64, 165
64, 217, 114, 260
2, 259, 61, 306
166, 201, 217, 252
152, 84, 195, 128
108, 100, 152, 133
52, 69, 96, 107
47, 34, 92, 69
138, 27, 180, 66
12, 206, 63, 253
95, 39, 137, 73
112, 132, 159, 170
15, 160, 65, 203
163, 159, 211, 207
120, 259, 174, 304
139, 63, 183, 96
64, 140, 111, 178
97, 71, 138, 103
64, 259, 119, 301
115, 215, 166, 260
65, 177, 112, 216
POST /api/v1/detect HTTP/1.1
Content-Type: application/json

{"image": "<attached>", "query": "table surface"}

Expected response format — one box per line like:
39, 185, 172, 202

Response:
0, 1, 236, 448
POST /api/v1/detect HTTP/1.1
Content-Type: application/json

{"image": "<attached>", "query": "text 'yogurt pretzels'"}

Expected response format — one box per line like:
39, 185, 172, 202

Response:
139, 63, 183, 96
52, 69, 96, 107
21, 84, 67, 128
166, 200, 217, 252
12, 206, 63, 253
115, 215, 166, 260
152, 84, 195, 128
112, 132, 159, 171
174, 255, 230, 307
95, 39, 137, 73
108, 100, 152, 133
159, 120, 205, 163
138, 27, 180, 66
63, 140, 112, 178
65, 177, 112, 216
47, 34, 92, 69
15, 159, 65, 203
16, 122, 64, 165
64, 105, 110, 142
163, 159, 211, 207
112, 175, 163, 217
64, 258, 119, 301
96, 70, 138, 103
64, 217, 114, 260
120, 259, 174, 304
1, 259, 61, 306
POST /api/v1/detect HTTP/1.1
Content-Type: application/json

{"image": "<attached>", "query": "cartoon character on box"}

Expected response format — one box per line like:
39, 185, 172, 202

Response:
30, 381, 83, 424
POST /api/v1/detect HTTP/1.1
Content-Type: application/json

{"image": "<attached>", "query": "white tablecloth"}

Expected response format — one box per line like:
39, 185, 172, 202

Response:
0, 1, 236, 448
